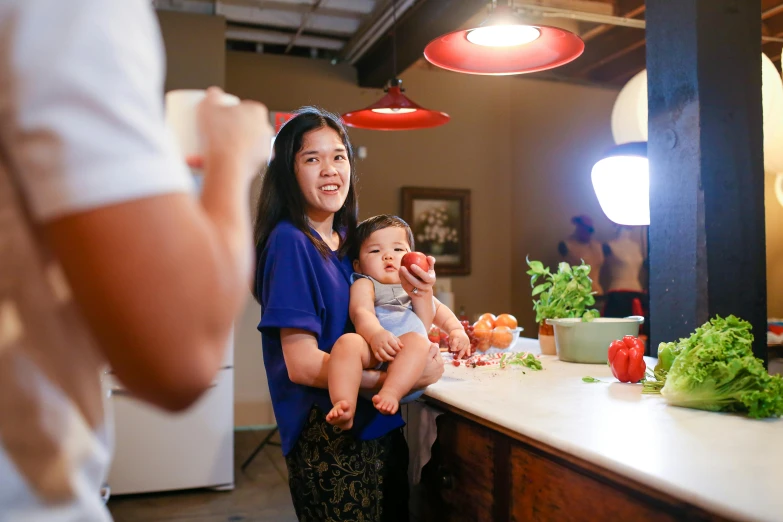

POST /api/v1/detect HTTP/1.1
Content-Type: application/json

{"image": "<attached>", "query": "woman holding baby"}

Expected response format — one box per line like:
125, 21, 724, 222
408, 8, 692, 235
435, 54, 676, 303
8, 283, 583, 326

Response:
253, 107, 465, 522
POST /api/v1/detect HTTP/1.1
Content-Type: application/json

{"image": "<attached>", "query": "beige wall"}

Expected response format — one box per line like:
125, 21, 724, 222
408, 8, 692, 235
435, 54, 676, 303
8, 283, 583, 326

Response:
767, 175, 783, 318
158, 11, 782, 426
157, 10, 226, 91
227, 52, 517, 319
227, 53, 519, 424
509, 79, 619, 333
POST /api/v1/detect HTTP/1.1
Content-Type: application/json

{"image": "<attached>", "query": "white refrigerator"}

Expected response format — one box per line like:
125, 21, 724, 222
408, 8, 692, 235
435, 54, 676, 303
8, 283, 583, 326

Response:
106, 334, 234, 495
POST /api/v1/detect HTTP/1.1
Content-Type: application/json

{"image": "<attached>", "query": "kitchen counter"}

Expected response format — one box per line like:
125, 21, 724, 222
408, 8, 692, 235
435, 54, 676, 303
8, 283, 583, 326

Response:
422, 337, 783, 522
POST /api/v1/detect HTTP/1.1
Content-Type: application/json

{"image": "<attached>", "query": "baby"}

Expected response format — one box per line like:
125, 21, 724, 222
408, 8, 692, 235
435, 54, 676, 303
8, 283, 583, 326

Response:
326, 215, 470, 430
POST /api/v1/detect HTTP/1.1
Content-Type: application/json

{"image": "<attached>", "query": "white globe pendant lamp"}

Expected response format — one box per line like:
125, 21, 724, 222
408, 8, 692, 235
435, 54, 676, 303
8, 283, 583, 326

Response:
777, 173, 783, 207
611, 69, 647, 144
593, 53, 783, 225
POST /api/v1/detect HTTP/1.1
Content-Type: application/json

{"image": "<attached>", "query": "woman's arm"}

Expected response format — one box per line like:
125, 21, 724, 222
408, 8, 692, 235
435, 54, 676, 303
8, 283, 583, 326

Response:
281, 328, 387, 390
281, 328, 444, 390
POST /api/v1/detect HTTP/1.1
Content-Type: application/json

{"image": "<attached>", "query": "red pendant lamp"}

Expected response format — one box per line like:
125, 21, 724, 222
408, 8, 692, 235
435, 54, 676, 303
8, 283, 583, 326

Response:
423, 2, 585, 76
342, 0, 449, 131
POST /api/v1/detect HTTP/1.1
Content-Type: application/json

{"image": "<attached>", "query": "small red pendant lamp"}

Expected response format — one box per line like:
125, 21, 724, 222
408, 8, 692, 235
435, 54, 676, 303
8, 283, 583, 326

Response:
423, 2, 585, 76
342, 0, 449, 131
342, 78, 449, 131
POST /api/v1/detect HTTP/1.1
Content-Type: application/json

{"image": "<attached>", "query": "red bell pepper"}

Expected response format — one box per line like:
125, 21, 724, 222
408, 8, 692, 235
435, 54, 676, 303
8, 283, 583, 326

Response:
608, 335, 646, 383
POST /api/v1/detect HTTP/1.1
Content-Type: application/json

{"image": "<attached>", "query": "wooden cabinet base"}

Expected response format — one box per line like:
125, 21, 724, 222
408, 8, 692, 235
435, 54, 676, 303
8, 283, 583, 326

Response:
421, 405, 729, 522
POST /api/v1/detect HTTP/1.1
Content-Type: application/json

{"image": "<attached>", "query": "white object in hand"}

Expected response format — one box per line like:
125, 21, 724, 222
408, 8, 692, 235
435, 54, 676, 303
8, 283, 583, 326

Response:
165, 89, 240, 158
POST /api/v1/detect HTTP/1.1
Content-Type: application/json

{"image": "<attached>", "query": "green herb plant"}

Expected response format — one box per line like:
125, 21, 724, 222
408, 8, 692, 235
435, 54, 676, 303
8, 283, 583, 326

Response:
526, 258, 599, 324
582, 376, 601, 383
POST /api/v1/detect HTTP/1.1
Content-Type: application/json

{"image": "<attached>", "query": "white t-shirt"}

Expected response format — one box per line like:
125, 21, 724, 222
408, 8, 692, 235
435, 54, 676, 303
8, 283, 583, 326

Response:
0, 0, 193, 520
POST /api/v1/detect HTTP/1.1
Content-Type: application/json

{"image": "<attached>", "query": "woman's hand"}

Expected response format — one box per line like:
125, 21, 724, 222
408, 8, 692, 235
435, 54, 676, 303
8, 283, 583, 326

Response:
400, 255, 436, 299
415, 343, 445, 388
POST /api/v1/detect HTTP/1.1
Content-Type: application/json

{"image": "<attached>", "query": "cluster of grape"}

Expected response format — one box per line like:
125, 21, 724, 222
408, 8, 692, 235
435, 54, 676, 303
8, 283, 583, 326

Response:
460, 320, 479, 354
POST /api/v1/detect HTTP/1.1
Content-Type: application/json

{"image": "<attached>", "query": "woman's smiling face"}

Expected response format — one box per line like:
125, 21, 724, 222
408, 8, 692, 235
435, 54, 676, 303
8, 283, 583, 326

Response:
294, 126, 351, 222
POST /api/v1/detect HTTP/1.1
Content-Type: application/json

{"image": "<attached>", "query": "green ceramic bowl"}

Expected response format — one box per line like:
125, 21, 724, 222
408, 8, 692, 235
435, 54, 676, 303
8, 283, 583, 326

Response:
545, 316, 645, 364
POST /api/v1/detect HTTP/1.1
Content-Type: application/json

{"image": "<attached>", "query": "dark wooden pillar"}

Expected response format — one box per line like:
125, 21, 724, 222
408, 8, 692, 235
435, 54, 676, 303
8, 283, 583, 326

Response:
646, 0, 767, 362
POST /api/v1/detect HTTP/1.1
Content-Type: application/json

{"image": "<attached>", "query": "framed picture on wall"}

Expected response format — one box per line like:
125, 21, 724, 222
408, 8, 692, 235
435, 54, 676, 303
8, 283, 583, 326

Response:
401, 187, 471, 276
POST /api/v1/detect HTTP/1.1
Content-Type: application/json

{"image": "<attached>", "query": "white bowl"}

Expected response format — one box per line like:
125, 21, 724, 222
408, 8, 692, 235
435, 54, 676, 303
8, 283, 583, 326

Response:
481, 327, 524, 355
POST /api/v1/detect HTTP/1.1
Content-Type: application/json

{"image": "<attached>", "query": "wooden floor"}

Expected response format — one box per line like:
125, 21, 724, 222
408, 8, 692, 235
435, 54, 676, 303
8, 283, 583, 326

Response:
108, 429, 298, 522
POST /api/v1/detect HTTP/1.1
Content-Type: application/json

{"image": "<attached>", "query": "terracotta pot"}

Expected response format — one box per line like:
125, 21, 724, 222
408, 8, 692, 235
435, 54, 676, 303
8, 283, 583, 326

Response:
538, 322, 557, 356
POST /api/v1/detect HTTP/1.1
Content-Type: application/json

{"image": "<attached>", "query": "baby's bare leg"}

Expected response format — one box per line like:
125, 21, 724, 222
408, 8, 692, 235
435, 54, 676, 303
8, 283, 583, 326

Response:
327, 333, 374, 430
373, 332, 430, 415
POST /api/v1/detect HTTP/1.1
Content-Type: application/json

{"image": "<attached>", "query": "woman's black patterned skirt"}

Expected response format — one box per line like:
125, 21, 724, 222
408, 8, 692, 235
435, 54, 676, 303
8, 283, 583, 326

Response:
284, 406, 409, 522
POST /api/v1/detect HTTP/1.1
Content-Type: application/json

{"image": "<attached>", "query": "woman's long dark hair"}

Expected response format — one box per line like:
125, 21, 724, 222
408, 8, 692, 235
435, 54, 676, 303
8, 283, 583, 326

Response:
252, 107, 358, 300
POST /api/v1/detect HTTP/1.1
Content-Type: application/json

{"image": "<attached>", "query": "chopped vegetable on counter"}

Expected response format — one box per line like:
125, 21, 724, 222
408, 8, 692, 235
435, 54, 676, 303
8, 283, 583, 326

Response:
582, 376, 601, 383
659, 315, 783, 419
500, 351, 543, 371
608, 335, 647, 383
449, 351, 543, 371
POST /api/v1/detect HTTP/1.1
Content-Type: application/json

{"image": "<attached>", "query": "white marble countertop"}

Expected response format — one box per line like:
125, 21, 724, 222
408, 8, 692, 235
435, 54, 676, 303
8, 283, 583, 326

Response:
424, 338, 783, 522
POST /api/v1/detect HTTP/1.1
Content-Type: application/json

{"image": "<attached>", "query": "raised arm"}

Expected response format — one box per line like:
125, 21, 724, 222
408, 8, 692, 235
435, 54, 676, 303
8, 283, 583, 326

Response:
19, 1, 273, 412
46, 93, 272, 412
409, 290, 436, 331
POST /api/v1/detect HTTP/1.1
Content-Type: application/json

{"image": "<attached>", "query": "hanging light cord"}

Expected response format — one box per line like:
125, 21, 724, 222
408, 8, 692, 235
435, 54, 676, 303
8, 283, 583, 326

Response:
391, 0, 398, 82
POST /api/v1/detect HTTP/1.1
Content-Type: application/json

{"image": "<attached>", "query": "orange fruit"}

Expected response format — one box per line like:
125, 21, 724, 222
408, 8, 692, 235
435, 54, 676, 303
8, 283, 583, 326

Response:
477, 313, 497, 327
472, 321, 492, 342
473, 320, 493, 332
476, 338, 491, 352
495, 313, 518, 329
491, 326, 515, 349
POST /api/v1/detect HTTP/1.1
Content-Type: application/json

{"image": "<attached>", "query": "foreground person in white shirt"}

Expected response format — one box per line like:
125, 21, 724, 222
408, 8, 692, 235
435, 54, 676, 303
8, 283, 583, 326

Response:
0, 0, 273, 520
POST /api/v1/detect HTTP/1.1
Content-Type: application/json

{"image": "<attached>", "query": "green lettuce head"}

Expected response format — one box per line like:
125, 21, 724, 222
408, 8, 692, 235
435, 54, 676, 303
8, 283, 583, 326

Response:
661, 315, 783, 419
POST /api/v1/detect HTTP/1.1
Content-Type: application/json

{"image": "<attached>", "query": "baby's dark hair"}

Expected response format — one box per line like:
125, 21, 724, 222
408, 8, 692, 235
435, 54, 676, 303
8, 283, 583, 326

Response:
352, 214, 415, 259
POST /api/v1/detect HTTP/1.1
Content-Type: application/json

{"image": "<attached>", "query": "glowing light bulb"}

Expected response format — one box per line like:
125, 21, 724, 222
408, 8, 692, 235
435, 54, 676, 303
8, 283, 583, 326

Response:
466, 25, 541, 47
371, 107, 417, 114
591, 155, 650, 226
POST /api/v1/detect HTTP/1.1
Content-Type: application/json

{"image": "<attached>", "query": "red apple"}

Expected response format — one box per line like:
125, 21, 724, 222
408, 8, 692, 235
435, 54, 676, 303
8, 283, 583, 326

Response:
401, 252, 429, 274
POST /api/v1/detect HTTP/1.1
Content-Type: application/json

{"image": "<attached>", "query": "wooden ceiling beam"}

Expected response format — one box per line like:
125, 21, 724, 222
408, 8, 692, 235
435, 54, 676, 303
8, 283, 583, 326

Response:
762, 1, 783, 20
581, 0, 644, 42
575, 38, 644, 77
606, 62, 645, 87
353, 0, 485, 88
587, 43, 646, 85
763, 10, 783, 36
555, 24, 644, 77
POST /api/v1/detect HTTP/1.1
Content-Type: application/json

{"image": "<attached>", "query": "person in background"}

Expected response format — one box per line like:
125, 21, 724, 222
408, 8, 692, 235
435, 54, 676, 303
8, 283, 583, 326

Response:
0, 0, 273, 520
253, 107, 444, 522
558, 215, 605, 296
327, 214, 469, 429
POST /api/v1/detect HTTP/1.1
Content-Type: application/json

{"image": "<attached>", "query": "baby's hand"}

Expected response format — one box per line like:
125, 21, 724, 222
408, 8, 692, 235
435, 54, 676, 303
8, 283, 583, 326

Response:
371, 329, 404, 362
448, 328, 471, 359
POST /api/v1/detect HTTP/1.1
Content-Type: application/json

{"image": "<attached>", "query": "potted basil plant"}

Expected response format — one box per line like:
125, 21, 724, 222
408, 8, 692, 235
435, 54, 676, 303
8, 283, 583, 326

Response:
526, 258, 599, 355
